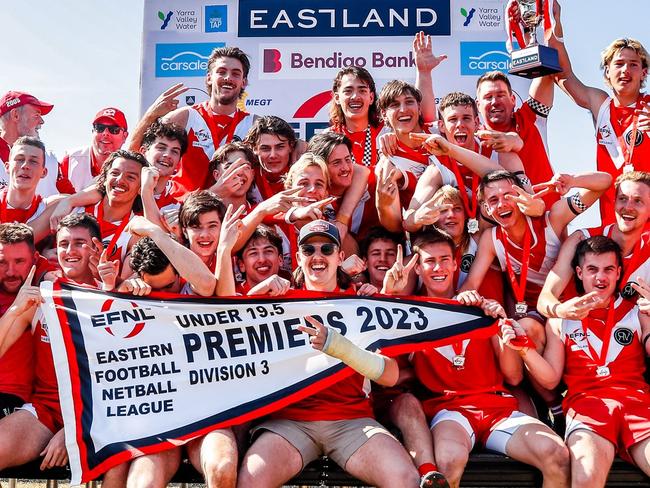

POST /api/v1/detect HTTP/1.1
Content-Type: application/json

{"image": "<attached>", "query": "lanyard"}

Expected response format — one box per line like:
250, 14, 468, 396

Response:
581, 299, 615, 366
612, 99, 643, 169
449, 160, 479, 220
97, 201, 130, 258
498, 225, 531, 304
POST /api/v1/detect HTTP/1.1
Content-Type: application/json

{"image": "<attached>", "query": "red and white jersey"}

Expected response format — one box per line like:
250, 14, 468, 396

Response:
455, 238, 478, 290
30, 311, 59, 409
492, 213, 561, 305
580, 224, 650, 302
330, 122, 385, 169
596, 95, 650, 224
0, 288, 34, 401
273, 288, 374, 421
411, 338, 506, 400
0, 190, 45, 224
0, 254, 52, 401
388, 138, 455, 210
560, 301, 648, 405
170, 103, 256, 198
82, 202, 134, 263
59, 146, 101, 193
249, 167, 286, 204
154, 180, 180, 213
331, 187, 379, 240
511, 100, 554, 188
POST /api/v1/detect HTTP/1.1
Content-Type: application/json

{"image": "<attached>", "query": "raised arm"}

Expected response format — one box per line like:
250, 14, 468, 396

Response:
544, 171, 613, 233
504, 318, 565, 390
128, 83, 190, 150
413, 31, 447, 123
549, 1, 608, 116
299, 316, 399, 386
127, 217, 216, 296
458, 230, 498, 293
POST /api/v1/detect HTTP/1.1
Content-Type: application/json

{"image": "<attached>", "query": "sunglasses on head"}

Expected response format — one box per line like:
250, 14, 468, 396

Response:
299, 243, 337, 257
93, 123, 122, 135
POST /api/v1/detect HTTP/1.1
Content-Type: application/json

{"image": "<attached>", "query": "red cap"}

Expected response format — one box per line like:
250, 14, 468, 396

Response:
0, 91, 54, 117
93, 107, 128, 130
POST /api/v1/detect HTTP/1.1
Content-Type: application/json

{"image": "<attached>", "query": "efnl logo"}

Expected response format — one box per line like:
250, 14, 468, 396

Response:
263, 49, 282, 73
205, 5, 227, 32
460, 41, 510, 76
155, 43, 223, 77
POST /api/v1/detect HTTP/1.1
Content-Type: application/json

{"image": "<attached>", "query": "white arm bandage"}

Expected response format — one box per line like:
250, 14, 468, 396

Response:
322, 327, 386, 381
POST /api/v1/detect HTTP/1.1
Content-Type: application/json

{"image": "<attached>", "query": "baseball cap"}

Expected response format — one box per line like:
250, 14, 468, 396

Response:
0, 91, 54, 117
298, 220, 341, 247
93, 107, 128, 130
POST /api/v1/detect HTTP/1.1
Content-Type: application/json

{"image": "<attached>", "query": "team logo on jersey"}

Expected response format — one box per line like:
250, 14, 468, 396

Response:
625, 129, 644, 147
614, 327, 634, 346
460, 253, 474, 273
621, 281, 638, 300
598, 125, 612, 139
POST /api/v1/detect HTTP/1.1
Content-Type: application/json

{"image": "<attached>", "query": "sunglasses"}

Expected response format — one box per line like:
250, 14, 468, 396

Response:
93, 123, 123, 135
299, 243, 337, 257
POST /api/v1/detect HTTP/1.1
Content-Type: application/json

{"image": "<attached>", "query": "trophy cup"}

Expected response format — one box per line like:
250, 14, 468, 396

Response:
507, 0, 561, 78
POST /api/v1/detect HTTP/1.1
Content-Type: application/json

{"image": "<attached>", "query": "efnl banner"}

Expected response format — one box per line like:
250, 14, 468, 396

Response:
42, 281, 496, 483
140, 0, 531, 140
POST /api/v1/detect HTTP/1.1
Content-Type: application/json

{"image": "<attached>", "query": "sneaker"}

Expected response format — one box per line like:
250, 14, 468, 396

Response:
420, 470, 450, 488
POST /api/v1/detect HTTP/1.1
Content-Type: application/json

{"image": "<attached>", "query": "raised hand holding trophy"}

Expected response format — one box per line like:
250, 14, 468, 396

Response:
506, 0, 561, 78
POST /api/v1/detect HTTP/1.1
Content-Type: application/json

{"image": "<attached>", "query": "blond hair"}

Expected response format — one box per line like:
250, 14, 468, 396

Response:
601, 38, 649, 88
284, 152, 330, 190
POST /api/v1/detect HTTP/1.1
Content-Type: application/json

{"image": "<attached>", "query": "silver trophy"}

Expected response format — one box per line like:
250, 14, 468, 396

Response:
508, 0, 560, 78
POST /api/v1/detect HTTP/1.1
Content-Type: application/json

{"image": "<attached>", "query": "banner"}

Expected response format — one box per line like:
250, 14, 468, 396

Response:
42, 281, 496, 484
141, 0, 531, 141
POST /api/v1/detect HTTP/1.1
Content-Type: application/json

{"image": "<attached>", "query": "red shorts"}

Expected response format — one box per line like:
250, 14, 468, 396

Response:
423, 392, 519, 447
22, 395, 63, 434
565, 389, 650, 463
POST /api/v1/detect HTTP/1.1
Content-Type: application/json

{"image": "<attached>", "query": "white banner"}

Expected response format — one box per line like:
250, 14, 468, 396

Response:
41, 281, 495, 483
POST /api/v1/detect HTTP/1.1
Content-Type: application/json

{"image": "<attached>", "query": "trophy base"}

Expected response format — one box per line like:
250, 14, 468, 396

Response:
509, 44, 561, 78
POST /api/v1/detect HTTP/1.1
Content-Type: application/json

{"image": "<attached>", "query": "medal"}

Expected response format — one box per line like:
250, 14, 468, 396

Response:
452, 355, 466, 368
581, 298, 617, 380
596, 366, 610, 378
623, 164, 634, 174
451, 341, 468, 369
467, 218, 479, 234
515, 302, 528, 316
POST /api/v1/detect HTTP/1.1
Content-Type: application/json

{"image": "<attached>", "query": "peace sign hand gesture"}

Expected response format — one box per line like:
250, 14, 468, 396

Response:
381, 244, 419, 295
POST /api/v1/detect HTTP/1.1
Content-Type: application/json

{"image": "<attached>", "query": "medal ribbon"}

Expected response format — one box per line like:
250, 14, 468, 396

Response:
449, 160, 479, 221
580, 298, 616, 367
203, 104, 248, 146
612, 99, 643, 169
498, 224, 531, 305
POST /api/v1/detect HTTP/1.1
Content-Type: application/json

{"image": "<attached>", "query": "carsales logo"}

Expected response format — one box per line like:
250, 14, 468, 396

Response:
90, 300, 155, 339
460, 41, 511, 76
155, 43, 223, 77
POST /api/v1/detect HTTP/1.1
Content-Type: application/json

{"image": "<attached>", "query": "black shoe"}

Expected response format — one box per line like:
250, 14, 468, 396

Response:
551, 412, 566, 437
420, 470, 450, 488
